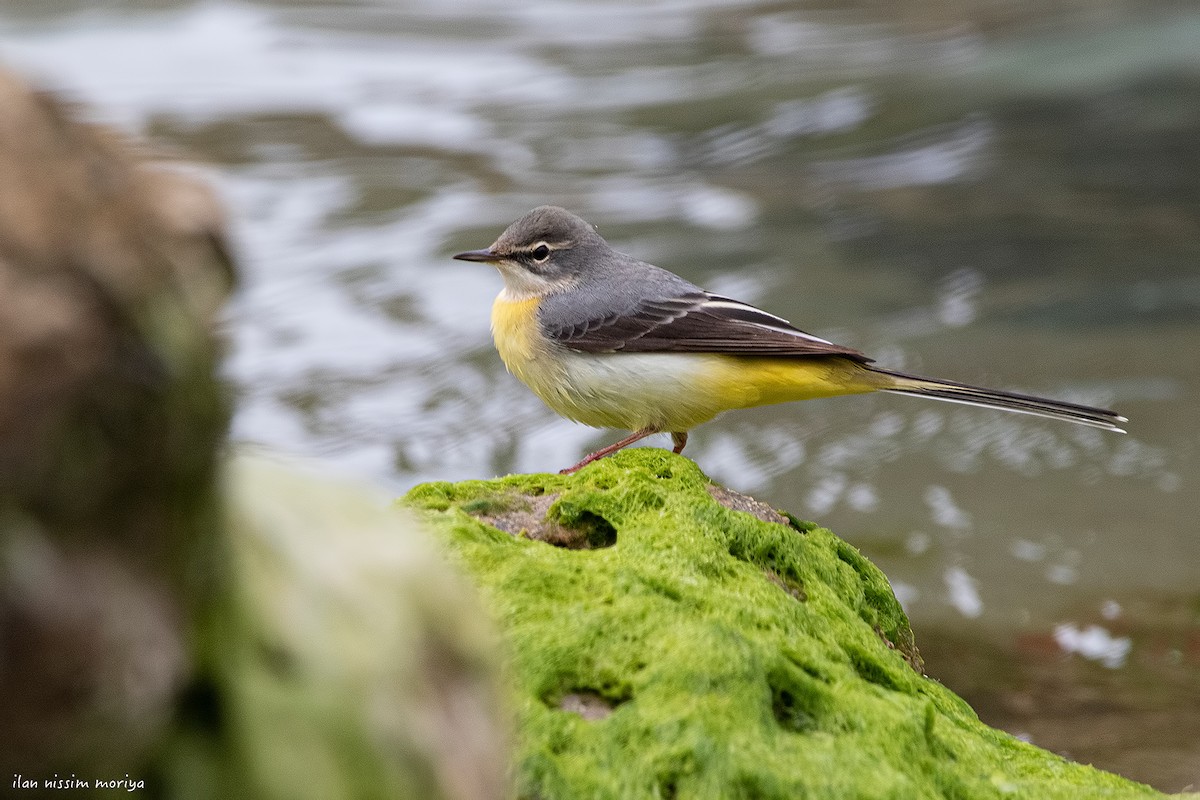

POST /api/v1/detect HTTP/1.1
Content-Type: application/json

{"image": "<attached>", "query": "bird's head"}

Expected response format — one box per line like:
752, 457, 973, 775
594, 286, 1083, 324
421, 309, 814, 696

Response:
453, 205, 603, 297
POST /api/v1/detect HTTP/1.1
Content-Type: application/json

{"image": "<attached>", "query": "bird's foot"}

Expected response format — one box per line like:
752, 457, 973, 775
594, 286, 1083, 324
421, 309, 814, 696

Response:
559, 428, 658, 474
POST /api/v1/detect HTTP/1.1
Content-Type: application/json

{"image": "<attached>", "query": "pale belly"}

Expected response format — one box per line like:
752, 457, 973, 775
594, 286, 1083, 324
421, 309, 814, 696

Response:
540, 350, 734, 431
510, 347, 878, 433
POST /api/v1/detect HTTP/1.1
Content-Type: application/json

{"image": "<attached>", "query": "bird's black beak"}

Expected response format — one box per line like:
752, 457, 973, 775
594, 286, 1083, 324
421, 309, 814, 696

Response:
452, 248, 500, 263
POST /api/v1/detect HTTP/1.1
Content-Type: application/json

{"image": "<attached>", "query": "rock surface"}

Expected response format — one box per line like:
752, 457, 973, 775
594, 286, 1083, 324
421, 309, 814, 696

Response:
407, 448, 1167, 799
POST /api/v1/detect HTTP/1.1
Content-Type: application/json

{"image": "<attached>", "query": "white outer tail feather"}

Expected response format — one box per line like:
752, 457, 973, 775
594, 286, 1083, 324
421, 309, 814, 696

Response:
871, 368, 1127, 433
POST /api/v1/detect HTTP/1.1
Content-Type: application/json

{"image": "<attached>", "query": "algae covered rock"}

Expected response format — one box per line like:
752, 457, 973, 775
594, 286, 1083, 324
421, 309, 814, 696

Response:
406, 448, 1164, 799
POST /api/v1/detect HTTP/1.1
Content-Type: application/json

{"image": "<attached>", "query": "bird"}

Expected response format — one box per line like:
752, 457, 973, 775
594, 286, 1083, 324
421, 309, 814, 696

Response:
454, 205, 1126, 474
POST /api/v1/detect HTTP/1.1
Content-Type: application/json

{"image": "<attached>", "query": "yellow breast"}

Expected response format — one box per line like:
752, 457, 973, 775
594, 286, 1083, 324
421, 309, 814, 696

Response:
490, 293, 554, 389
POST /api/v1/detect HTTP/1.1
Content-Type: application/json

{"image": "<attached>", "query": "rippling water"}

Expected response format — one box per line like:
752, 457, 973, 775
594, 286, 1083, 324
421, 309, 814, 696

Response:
4, 0, 1197, 789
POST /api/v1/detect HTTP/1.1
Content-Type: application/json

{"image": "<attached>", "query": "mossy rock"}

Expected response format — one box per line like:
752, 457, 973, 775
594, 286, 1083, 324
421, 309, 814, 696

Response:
406, 448, 1164, 800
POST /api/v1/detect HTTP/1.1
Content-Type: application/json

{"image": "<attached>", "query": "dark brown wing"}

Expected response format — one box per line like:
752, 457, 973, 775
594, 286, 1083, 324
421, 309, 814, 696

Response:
542, 291, 871, 361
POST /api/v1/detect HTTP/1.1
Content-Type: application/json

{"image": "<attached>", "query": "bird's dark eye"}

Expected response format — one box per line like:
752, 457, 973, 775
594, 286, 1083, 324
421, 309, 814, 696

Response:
531, 244, 550, 262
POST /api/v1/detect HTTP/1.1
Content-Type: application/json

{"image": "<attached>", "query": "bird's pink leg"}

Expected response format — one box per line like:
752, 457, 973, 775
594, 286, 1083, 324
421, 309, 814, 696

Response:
560, 428, 658, 475
671, 432, 688, 454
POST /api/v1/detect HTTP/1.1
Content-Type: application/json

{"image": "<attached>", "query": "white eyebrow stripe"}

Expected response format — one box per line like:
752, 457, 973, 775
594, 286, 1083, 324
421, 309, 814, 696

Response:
698, 297, 836, 344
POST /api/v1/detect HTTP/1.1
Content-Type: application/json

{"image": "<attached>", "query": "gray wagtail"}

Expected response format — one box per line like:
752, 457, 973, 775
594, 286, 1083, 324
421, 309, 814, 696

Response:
454, 206, 1126, 474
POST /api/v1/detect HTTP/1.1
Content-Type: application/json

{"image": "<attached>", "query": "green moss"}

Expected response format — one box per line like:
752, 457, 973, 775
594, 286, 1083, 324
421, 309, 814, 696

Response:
405, 449, 1163, 800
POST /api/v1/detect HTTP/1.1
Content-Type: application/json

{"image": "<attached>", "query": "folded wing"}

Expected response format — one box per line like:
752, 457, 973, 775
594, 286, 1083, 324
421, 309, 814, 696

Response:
542, 291, 871, 361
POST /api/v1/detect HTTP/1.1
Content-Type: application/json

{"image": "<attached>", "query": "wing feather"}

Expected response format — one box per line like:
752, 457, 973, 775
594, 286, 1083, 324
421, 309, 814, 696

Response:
542, 291, 870, 361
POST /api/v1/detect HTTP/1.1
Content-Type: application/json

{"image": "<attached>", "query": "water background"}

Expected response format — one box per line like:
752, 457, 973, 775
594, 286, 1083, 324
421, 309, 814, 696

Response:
4, 0, 1197, 789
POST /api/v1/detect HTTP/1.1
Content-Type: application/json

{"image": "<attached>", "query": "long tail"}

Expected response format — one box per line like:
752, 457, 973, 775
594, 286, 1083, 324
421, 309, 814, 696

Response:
868, 367, 1127, 432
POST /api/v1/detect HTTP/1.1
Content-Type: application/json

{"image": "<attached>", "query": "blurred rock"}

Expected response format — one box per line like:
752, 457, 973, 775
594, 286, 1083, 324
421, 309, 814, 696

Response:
166, 452, 507, 800
0, 69, 507, 800
0, 68, 232, 779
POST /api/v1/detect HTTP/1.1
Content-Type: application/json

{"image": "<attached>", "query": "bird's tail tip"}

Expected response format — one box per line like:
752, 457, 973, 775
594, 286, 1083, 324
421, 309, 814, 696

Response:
870, 367, 1127, 432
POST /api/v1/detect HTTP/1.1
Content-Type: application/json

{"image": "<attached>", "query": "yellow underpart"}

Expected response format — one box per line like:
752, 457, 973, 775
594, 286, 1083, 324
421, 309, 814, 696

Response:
491, 292, 886, 433
491, 294, 544, 370
702, 354, 883, 408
